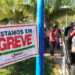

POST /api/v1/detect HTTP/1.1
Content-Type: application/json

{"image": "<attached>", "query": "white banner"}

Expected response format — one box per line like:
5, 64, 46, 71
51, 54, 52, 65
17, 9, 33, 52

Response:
0, 24, 39, 68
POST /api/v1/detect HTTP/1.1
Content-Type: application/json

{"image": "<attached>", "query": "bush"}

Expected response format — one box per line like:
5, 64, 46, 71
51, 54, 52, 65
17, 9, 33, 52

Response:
0, 58, 54, 75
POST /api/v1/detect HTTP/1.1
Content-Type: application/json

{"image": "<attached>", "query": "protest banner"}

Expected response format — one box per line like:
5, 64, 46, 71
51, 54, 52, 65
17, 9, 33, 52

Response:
0, 24, 39, 68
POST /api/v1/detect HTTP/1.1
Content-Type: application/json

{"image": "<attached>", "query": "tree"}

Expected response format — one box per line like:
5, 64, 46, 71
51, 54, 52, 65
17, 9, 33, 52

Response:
0, 0, 75, 26
0, 0, 36, 24
57, 15, 75, 28
44, 0, 75, 26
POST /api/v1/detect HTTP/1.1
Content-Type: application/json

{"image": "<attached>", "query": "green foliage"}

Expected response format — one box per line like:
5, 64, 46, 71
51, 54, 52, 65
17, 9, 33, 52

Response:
44, 60, 54, 75
30, 0, 37, 4
50, 7, 75, 21
44, 0, 75, 26
0, 0, 75, 25
0, 0, 37, 24
0, 64, 18, 75
57, 15, 75, 28
61, 0, 72, 5
0, 58, 54, 75
0, 18, 9, 25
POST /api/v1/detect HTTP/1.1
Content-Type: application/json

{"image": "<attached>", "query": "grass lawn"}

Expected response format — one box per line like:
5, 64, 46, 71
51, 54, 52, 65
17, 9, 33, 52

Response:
0, 58, 54, 75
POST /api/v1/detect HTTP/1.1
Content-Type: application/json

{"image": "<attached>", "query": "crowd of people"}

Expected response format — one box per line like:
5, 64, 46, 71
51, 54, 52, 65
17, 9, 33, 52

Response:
44, 22, 75, 57
44, 23, 61, 56
44, 22, 75, 73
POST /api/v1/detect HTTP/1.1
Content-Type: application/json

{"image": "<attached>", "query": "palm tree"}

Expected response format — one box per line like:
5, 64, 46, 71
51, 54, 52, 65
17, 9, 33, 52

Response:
0, 0, 36, 24
44, 0, 75, 26
0, 0, 75, 26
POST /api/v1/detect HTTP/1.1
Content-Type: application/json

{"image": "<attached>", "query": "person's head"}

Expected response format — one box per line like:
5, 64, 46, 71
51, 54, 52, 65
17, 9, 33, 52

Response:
52, 25, 57, 31
70, 22, 74, 28
56, 25, 58, 28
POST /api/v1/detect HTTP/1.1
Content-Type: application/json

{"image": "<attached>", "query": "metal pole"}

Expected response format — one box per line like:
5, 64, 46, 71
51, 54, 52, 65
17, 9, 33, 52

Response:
36, 0, 44, 75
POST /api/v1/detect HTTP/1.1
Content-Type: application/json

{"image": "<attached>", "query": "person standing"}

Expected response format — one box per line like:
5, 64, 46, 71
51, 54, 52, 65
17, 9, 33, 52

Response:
53, 24, 61, 50
49, 26, 57, 55
57, 28, 61, 49
54, 26, 61, 53
68, 23, 74, 50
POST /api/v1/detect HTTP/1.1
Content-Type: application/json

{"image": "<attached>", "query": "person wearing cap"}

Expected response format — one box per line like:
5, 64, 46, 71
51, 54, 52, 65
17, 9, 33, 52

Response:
68, 23, 74, 50
49, 25, 57, 55
64, 22, 74, 36
68, 23, 74, 35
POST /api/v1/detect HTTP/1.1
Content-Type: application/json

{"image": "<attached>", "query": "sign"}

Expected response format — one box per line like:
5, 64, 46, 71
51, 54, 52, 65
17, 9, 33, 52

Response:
0, 24, 39, 68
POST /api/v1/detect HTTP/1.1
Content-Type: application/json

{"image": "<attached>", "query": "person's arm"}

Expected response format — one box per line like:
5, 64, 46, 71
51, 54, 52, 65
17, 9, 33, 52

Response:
50, 30, 56, 36
68, 31, 71, 38
50, 33, 55, 36
72, 47, 75, 53
55, 28, 61, 38
70, 30, 75, 36
56, 34, 61, 38
55, 28, 58, 34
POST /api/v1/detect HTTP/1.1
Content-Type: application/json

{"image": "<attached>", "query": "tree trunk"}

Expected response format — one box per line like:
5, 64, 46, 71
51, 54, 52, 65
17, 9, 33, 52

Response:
45, 19, 50, 27
14, 18, 19, 24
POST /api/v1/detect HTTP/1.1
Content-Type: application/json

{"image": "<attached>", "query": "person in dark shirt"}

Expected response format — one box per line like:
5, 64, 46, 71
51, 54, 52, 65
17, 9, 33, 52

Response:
65, 26, 71, 36
68, 23, 74, 50
64, 23, 73, 36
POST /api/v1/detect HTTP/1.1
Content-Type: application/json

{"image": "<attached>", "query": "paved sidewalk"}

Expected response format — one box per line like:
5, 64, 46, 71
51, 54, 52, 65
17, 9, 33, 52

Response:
44, 44, 64, 75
